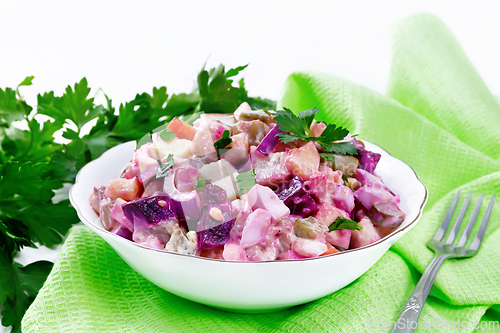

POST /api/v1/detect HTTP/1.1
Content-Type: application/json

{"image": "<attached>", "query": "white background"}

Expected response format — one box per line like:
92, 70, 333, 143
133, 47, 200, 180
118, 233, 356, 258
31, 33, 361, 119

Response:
1, 0, 500, 331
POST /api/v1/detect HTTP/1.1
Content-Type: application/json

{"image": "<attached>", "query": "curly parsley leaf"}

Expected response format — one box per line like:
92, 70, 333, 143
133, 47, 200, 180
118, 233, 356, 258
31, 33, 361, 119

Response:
37, 78, 104, 130
236, 169, 256, 196
225, 64, 249, 78
0, 256, 53, 332
328, 217, 363, 232
0, 82, 32, 126
274, 107, 356, 155
274, 107, 309, 135
213, 130, 232, 158
320, 142, 358, 155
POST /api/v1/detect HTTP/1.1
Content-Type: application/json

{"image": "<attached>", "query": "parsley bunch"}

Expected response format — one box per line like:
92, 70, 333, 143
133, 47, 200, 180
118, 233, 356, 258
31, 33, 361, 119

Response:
274, 107, 357, 155
0, 64, 276, 332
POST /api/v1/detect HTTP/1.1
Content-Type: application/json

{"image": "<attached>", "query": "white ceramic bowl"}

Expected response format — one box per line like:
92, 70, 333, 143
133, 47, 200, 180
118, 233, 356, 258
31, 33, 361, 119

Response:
69, 140, 427, 312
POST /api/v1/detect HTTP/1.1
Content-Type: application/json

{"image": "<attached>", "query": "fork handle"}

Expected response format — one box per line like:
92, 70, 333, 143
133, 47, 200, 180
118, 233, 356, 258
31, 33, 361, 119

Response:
391, 254, 449, 333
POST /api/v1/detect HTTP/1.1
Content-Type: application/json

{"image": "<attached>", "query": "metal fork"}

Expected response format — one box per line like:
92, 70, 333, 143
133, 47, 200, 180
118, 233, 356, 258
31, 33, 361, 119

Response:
391, 191, 495, 333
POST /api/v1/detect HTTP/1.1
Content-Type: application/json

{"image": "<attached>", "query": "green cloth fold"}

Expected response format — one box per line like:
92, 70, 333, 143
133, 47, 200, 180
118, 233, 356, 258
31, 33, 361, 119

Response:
23, 13, 500, 332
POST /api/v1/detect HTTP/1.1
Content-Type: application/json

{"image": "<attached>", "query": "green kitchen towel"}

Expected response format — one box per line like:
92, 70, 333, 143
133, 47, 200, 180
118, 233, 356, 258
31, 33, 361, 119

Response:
22, 13, 500, 333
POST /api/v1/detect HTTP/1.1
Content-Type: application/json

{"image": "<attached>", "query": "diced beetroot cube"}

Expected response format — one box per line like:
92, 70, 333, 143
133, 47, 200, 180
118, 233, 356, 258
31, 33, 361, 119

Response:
197, 218, 236, 250
276, 176, 318, 218
114, 226, 133, 241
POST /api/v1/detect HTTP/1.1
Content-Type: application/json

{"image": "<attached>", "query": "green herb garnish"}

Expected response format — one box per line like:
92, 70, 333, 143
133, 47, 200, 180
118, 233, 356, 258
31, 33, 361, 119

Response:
236, 169, 256, 196
274, 107, 357, 155
213, 130, 232, 158
195, 179, 211, 190
159, 128, 176, 141
156, 154, 175, 179
328, 217, 363, 232
320, 153, 336, 161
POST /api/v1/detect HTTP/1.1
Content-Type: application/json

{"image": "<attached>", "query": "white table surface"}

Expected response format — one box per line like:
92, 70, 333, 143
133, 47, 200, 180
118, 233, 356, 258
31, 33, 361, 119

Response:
1, 0, 500, 331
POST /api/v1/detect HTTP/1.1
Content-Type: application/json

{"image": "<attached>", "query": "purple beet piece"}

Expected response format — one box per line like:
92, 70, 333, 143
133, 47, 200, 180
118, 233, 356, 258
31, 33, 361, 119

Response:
255, 124, 282, 157
355, 147, 381, 174
276, 176, 318, 217
115, 226, 133, 241
123, 194, 188, 231
197, 218, 236, 250
196, 202, 232, 232
202, 181, 227, 205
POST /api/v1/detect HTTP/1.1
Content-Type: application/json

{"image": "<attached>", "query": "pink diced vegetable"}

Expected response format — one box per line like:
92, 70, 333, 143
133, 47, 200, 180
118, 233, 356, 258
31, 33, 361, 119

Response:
354, 185, 394, 210
111, 198, 133, 231
292, 238, 328, 257
247, 184, 290, 221
285, 141, 320, 180
240, 208, 272, 247
350, 217, 381, 248
223, 242, 247, 261
326, 229, 352, 249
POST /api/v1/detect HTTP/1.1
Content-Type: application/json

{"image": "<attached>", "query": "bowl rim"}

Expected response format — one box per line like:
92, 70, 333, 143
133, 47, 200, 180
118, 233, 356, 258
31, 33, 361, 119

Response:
69, 140, 428, 264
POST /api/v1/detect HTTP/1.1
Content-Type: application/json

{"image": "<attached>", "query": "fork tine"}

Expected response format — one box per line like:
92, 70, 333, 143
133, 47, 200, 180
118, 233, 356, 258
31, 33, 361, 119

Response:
444, 192, 472, 244
456, 194, 483, 247
469, 195, 495, 251
433, 191, 461, 241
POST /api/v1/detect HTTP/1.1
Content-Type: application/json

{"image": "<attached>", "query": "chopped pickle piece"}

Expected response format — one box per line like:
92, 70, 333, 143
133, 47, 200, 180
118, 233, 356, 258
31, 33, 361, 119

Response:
294, 216, 328, 239
322, 154, 359, 177
237, 109, 271, 123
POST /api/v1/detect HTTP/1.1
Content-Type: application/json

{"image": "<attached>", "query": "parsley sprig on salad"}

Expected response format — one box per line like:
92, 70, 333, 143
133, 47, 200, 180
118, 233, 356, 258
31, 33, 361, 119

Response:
274, 107, 357, 155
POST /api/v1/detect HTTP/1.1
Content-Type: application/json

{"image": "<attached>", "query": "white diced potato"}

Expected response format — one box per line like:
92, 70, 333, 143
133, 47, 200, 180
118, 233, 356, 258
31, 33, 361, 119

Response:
213, 174, 239, 201
150, 137, 193, 159
198, 159, 237, 182
200, 113, 236, 126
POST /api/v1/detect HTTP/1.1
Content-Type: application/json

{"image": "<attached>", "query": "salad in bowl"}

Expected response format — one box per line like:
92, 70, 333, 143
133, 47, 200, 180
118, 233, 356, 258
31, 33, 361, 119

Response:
89, 102, 407, 261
